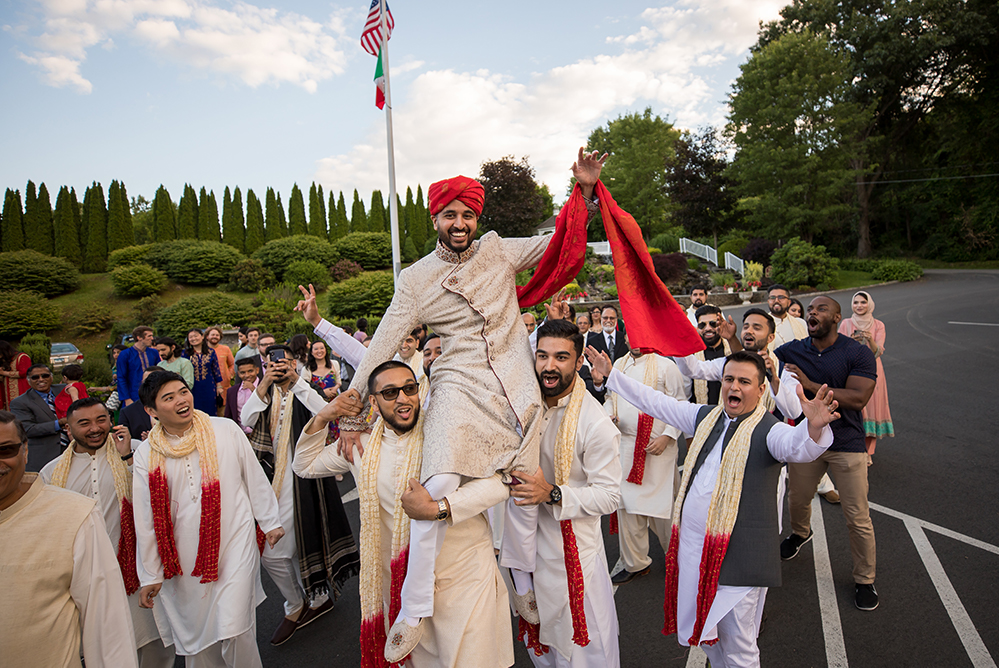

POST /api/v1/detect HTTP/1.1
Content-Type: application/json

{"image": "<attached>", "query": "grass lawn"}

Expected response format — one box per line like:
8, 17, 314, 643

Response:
830, 269, 875, 290
915, 259, 999, 269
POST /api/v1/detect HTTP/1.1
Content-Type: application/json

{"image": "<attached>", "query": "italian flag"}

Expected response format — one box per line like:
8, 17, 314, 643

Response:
374, 48, 386, 109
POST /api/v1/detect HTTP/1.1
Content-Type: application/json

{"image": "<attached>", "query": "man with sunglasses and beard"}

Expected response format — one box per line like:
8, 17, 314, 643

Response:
687, 305, 730, 405
294, 361, 513, 667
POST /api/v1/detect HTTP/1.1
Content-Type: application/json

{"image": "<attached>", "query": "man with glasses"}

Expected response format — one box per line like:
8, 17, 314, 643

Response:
767, 285, 807, 352
689, 305, 730, 405
10, 363, 66, 471
587, 305, 629, 364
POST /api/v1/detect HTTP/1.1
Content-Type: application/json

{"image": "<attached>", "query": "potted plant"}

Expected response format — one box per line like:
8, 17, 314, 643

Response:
724, 282, 736, 294
738, 282, 754, 304
747, 280, 762, 291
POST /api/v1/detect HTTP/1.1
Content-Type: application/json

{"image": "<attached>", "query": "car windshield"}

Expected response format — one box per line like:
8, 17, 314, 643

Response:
51, 344, 79, 354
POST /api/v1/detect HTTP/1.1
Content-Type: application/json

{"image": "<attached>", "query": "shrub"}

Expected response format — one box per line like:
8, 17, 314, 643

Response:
283, 260, 330, 291
134, 296, 163, 324
718, 236, 750, 258
249, 286, 300, 334
19, 333, 52, 371
647, 247, 662, 255
107, 244, 153, 270
710, 272, 734, 287
334, 232, 392, 270
110, 264, 168, 298
652, 253, 689, 285
604, 285, 619, 299
144, 240, 245, 286
687, 257, 702, 271
743, 261, 764, 284
82, 357, 113, 387
422, 237, 437, 257
0, 291, 61, 337
741, 238, 778, 266
329, 316, 382, 336
252, 235, 339, 280
770, 238, 839, 290
0, 250, 81, 297
73, 303, 115, 336
402, 236, 419, 263
155, 293, 252, 340
871, 259, 923, 283
839, 258, 879, 273
649, 232, 680, 253
329, 259, 363, 283
221, 259, 276, 293
325, 271, 395, 319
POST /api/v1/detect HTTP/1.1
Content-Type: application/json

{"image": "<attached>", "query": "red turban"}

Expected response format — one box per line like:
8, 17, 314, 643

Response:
428, 176, 485, 217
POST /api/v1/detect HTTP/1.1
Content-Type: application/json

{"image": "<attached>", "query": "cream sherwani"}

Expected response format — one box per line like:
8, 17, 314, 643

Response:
605, 354, 685, 573
503, 387, 623, 666
293, 418, 514, 668
132, 417, 282, 658
770, 314, 808, 352
42, 446, 175, 668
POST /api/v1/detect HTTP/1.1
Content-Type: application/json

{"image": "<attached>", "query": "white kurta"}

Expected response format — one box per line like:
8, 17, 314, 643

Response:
605, 369, 832, 645
132, 417, 283, 656
41, 447, 165, 650
605, 354, 684, 519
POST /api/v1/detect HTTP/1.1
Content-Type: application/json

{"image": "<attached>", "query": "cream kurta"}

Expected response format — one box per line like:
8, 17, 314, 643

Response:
41, 446, 165, 650
346, 232, 552, 481
132, 417, 282, 656
605, 354, 685, 519
294, 418, 513, 668
770, 314, 808, 352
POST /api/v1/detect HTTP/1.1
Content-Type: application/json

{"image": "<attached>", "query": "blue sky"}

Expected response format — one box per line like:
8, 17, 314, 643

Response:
1, 0, 784, 208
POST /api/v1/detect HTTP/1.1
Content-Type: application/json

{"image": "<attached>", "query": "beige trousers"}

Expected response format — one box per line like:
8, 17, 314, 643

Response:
617, 509, 670, 573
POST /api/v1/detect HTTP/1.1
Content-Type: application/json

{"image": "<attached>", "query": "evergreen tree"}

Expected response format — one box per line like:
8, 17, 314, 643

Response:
83, 181, 108, 273
70, 188, 82, 254
2, 189, 24, 252
245, 189, 265, 254
54, 186, 81, 265
308, 183, 326, 238
277, 193, 288, 237
317, 185, 327, 238
199, 187, 220, 241
118, 181, 135, 247
80, 186, 91, 253
106, 181, 129, 253
368, 190, 386, 232
265, 188, 283, 242
289, 183, 307, 235
406, 186, 427, 251
177, 184, 199, 239
334, 191, 348, 239
415, 185, 431, 246
402, 234, 418, 262
222, 186, 243, 252
24, 181, 55, 254
152, 185, 176, 242
350, 189, 367, 233
22, 181, 39, 251
327, 190, 339, 240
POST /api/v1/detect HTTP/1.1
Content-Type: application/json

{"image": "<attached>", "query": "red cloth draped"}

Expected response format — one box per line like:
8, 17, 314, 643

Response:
117, 498, 140, 595
428, 176, 485, 216
627, 412, 654, 485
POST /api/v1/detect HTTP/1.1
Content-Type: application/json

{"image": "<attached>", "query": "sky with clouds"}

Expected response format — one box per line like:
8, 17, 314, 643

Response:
1, 0, 785, 207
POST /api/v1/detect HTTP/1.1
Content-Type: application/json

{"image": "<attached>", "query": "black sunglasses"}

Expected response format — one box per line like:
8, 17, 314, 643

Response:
0, 442, 25, 458
373, 383, 420, 401
29, 373, 52, 380
697, 321, 720, 330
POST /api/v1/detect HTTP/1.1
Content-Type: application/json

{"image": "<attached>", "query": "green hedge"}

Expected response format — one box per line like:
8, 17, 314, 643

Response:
155, 293, 252, 340
284, 260, 330, 291
107, 244, 153, 270
222, 259, 275, 293
0, 250, 81, 297
110, 264, 168, 297
0, 291, 61, 337
143, 240, 245, 286
871, 259, 923, 282
19, 333, 52, 372
771, 239, 839, 290
718, 236, 750, 258
252, 235, 339, 281
73, 303, 115, 336
334, 232, 392, 270
325, 271, 395, 319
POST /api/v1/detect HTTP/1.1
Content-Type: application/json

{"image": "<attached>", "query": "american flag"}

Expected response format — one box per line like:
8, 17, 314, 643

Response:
360, 0, 394, 56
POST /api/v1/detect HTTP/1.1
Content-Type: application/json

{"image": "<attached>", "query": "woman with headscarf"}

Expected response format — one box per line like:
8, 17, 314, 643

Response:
838, 291, 893, 461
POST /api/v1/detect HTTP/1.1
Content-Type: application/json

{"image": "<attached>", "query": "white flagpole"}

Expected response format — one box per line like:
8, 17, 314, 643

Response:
379, 0, 402, 283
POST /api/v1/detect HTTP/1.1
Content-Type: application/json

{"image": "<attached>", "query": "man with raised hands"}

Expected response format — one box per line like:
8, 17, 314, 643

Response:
587, 346, 839, 668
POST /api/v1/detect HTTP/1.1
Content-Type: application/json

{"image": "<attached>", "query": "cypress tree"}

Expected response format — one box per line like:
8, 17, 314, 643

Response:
317, 185, 327, 238
177, 184, 199, 239
83, 181, 108, 273
405, 186, 427, 250
327, 191, 338, 240
231, 187, 246, 252
22, 181, 39, 252
277, 193, 288, 237
24, 181, 55, 254
106, 181, 126, 253
264, 188, 282, 242
308, 183, 325, 238
402, 234, 418, 262
199, 187, 220, 241
335, 192, 348, 239
54, 186, 82, 265
70, 188, 82, 254
368, 190, 386, 233
2, 189, 25, 252
415, 185, 431, 245
289, 183, 307, 236
152, 185, 176, 242
222, 186, 241, 251
80, 186, 91, 252
350, 189, 367, 233
118, 181, 135, 247
245, 189, 265, 254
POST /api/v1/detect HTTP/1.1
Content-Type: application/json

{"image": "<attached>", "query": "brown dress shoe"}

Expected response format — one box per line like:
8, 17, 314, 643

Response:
270, 614, 300, 646
297, 598, 334, 629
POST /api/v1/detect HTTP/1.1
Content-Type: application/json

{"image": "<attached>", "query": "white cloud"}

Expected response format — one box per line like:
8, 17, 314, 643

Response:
14, 0, 350, 93
315, 0, 783, 200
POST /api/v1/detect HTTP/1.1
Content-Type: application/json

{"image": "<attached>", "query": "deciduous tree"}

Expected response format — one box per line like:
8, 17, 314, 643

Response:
664, 128, 740, 248
478, 156, 545, 238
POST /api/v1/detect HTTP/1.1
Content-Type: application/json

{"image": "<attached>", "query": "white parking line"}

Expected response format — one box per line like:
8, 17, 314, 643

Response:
870, 503, 999, 555
948, 321, 999, 327
812, 496, 849, 668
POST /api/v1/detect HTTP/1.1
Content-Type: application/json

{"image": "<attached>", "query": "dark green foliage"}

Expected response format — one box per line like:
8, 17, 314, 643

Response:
222, 186, 245, 252
334, 232, 392, 270
244, 189, 265, 254
283, 259, 330, 291
415, 185, 428, 241
83, 182, 108, 273
177, 184, 199, 239
336, 192, 349, 239
70, 188, 82, 252
249, 285, 299, 333
479, 157, 546, 238
81, 357, 113, 386
718, 236, 750, 258
368, 190, 386, 233
108, 244, 153, 270
328, 258, 363, 282
199, 188, 220, 242
649, 232, 681, 254
870, 260, 923, 282
405, 186, 426, 251
325, 271, 394, 318
652, 253, 689, 285
221, 259, 275, 293
155, 293, 252, 340
129, 194, 151, 245
770, 238, 839, 289
283, 316, 318, 341
309, 183, 327, 238
0, 250, 81, 296
3, 189, 24, 252
54, 186, 81, 266
327, 191, 341, 240
350, 190, 367, 233
19, 333, 52, 369
152, 185, 176, 242
664, 129, 740, 247
0, 291, 60, 337
277, 194, 288, 238
265, 188, 284, 242
289, 184, 308, 236
251, 235, 339, 280
117, 182, 135, 248
106, 181, 132, 254
133, 295, 163, 324
402, 235, 418, 262
24, 181, 55, 255
741, 238, 778, 265
73, 303, 116, 336
143, 240, 245, 286
423, 237, 437, 257
110, 264, 168, 297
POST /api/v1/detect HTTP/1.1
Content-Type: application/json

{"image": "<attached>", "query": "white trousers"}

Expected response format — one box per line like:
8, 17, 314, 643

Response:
498, 497, 538, 573
525, 584, 621, 668
617, 509, 670, 573
398, 473, 461, 619
138, 638, 176, 668
184, 624, 261, 668
261, 550, 306, 617
700, 587, 763, 668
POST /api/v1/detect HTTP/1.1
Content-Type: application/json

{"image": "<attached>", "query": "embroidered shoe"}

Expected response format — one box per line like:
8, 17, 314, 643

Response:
384, 618, 424, 663
780, 529, 814, 560
512, 588, 541, 625
855, 583, 879, 611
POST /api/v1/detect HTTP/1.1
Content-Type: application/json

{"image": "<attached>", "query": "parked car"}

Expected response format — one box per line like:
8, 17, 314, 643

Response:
50, 342, 84, 372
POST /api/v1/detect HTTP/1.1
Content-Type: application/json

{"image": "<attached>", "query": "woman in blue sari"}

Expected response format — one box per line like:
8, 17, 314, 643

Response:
182, 328, 224, 415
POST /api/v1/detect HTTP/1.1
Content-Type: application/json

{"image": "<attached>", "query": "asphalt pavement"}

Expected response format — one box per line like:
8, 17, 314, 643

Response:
181, 269, 999, 667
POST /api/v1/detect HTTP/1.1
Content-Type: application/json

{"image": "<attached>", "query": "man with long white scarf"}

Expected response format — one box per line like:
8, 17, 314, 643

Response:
41, 397, 175, 667
588, 347, 839, 668
293, 360, 513, 667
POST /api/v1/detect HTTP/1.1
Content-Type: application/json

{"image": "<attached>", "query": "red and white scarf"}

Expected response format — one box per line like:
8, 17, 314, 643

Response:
609, 354, 660, 486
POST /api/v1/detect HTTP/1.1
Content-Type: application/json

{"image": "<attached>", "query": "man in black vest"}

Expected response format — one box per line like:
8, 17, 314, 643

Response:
588, 347, 839, 668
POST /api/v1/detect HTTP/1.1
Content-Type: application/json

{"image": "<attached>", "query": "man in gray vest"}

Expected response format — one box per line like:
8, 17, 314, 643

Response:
587, 348, 839, 668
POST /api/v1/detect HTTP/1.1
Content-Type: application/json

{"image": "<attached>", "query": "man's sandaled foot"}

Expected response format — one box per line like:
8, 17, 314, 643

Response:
384, 618, 424, 663
512, 588, 540, 625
